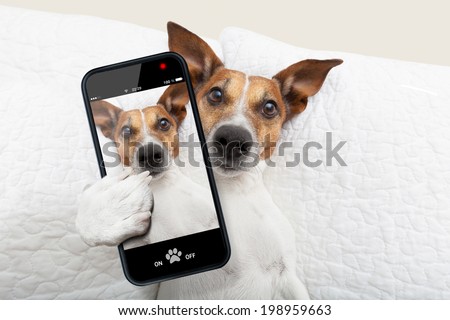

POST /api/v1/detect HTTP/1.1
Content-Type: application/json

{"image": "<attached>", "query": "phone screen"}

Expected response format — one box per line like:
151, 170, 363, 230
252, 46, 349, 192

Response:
82, 53, 229, 284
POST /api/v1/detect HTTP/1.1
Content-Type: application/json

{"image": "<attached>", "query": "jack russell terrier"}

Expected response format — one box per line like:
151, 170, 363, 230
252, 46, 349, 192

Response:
77, 22, 342, 299
76, 91, 218, 251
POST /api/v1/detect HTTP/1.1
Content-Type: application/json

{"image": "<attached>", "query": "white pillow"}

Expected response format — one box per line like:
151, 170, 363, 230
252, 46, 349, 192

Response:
0, 5, 221, 299
220, 27, 450, 299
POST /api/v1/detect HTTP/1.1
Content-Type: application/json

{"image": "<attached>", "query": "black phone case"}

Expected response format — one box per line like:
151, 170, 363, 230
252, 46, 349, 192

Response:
81, 52, 230, 285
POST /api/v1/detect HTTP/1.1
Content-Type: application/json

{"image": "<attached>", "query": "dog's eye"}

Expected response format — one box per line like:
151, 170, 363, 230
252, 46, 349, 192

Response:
261, 101, 279, 118
207, 88, 223, 105
122, 126, 132, 137
159, 118, 171, 131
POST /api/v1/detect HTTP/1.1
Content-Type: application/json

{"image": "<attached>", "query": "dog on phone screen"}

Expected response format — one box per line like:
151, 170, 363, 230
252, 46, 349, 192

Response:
76, 91, 218, 251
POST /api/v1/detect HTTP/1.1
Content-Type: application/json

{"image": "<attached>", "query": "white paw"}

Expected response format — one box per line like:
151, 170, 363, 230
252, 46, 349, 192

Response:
76, 168, 154, 246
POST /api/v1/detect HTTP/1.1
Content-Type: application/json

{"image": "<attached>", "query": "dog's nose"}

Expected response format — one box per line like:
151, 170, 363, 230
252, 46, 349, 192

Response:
212, 125, 254, 165
137, 143, 168, 170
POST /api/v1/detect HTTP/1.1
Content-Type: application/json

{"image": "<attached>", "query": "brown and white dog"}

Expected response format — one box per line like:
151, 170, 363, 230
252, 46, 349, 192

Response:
77, 22, 342, 299
155, 23, 342, 299
76, 93, 218, 250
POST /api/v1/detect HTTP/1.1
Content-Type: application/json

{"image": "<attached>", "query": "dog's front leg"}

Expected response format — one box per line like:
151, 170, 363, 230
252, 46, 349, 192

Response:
76, 168, 154, 247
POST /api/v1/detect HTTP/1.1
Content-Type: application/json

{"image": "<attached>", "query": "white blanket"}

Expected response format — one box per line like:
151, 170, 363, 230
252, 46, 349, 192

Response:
1, 5, 449, 299
220, 28, 450, 299
0, 6, 220, 299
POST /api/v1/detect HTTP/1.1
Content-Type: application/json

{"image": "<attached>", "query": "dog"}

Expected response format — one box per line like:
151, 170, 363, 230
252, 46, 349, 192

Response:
153, 23, 342, 299
77, 22, 342, 299
76, 92, 218, 251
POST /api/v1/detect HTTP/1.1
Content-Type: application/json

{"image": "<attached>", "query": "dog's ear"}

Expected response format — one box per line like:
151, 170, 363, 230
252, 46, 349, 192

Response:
273, 59, 343, 120
90, 100, 123, 140
167, 22, 223, 88
158, 83, 188, 125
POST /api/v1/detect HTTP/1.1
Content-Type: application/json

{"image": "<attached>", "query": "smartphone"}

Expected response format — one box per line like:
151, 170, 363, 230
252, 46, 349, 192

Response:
81, 52, 230, 285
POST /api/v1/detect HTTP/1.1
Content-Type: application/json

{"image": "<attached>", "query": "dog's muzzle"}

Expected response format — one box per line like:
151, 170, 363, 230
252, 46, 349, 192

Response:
209, 125, 258, 171
135, 142, 169, 176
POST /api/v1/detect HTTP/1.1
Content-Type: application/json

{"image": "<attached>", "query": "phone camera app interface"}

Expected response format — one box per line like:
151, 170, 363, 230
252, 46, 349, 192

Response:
87, 59, 220, 253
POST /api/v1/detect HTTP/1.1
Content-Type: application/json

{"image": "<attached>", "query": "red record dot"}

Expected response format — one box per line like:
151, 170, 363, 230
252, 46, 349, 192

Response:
159, 63, 167, 70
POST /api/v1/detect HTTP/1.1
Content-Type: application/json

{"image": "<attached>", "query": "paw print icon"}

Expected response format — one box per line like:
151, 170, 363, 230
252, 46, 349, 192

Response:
166, 248, 182, 264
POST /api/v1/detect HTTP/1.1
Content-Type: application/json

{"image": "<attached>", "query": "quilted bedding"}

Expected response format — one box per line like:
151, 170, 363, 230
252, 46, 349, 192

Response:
220, 28, 450, 299
1, 5, 449, 299
0, 6, 221, 299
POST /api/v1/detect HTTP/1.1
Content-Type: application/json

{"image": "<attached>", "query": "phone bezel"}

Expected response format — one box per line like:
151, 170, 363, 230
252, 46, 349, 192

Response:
81, 52, 231, 286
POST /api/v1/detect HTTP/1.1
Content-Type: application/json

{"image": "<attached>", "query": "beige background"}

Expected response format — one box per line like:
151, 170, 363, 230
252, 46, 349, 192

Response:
1, 0, 450, 66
